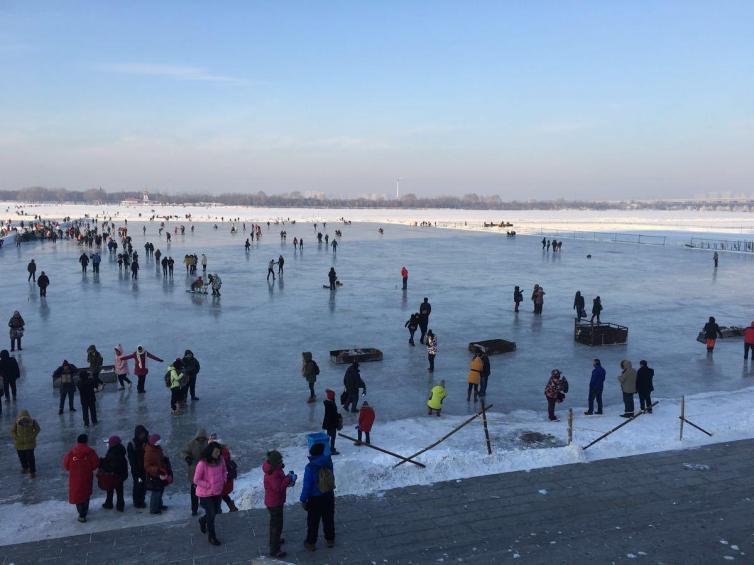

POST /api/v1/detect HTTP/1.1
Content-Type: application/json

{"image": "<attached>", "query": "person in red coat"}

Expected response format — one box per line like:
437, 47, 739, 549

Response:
355, 401, 375, 445
63, 434, 100, 522
401, 266, 408, 290
121, 345, 163, 394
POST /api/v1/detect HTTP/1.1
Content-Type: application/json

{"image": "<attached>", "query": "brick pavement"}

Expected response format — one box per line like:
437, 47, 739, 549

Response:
3, 440, 754, 564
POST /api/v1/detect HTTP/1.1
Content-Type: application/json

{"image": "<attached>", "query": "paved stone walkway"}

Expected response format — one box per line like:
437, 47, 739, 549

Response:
3, 440, 754, 564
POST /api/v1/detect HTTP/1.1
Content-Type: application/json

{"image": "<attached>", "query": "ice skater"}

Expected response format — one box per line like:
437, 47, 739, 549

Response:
114, 345, 133, 389
405, 313, 419, 345
702, 316, 723, 353
121, 346, 164, 393
267, 259, 277, 281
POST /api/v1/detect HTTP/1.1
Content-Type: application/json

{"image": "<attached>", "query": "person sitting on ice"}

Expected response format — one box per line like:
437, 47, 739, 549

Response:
191, 276, 205, 292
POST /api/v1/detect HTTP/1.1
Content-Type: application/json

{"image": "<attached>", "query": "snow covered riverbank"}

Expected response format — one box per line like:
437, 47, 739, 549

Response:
3, 201, 754, 238
3, 386, 753, 546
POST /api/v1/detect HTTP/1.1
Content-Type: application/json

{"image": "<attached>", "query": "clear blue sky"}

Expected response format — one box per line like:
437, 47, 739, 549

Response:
1, 1, 753, 199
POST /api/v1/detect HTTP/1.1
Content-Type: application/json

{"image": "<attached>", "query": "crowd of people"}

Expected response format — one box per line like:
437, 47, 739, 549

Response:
3, 214, 754, 558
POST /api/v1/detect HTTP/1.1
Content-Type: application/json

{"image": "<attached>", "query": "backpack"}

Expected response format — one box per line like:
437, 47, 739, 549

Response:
164, 370, 172, 388
318, 467, 335, 493
178, 371, 189, 388
336, 413, 343, 431
312, 361, 320, 376
226, 459, 238, 481
561, 377, 570, 394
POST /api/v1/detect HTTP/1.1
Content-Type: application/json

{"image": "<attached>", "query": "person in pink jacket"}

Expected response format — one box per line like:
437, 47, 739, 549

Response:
193, 441, 227, 546
121, 345, 163, 394
113, 344, 132, 389
263, 450, 297, 558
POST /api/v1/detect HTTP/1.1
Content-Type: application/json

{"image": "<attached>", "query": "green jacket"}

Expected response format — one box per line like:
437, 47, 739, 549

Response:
168, 365, 182, 389
427, 385, 447, 410
11, 410, 40, 450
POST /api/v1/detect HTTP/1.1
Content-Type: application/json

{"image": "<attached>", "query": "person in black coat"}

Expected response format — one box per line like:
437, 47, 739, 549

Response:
322, 390, 341, 455
76, 370, 98, 427
127, 425, 149, 508
703, 316, 723, 353
343, 362, 366, 413
0, 349, 20, 401
636, 360, 655, 413
418, 298, 432, 344
405, 313, 419, 346
100, 436, 129, 511
37, 272, 50, 297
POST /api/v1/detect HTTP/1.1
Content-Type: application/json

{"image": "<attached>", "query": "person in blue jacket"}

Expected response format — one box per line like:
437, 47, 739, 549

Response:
584, 358, 606, 415
300, 442, 335, 552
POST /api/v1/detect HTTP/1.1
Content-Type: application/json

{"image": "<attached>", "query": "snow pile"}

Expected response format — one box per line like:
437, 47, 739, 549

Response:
3, 387, 753, 545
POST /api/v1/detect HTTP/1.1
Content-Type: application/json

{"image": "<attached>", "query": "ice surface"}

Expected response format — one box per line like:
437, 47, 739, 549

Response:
1, 207, 754, 544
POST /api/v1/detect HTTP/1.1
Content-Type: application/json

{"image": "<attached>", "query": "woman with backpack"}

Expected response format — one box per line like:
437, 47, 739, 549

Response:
193, 441, 227, 546
302, 352, 320, 403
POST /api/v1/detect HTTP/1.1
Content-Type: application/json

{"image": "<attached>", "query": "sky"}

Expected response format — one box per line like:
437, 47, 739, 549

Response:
1, 1, 753, 200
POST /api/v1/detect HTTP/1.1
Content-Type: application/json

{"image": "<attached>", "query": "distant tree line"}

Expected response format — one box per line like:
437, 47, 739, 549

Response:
1, 187, 753, 212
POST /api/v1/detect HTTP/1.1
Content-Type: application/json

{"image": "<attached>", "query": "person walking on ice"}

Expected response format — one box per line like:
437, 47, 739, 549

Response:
702, 316, 723, 354
267, 259, 277, 281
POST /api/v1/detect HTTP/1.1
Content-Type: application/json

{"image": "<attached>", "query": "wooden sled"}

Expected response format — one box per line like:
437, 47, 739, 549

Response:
330, 348, 383, 364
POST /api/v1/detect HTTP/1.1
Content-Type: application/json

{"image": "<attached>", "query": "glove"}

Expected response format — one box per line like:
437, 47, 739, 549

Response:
301, 501, 309, 511
184, 456, 192, 465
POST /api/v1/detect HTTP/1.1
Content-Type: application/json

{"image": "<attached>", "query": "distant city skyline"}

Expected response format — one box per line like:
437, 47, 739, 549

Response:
1, 1, 753, 199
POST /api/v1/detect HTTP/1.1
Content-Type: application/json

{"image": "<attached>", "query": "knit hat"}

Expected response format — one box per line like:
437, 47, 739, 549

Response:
106, 435, 121, 446
326, 389, 335, 401
148, 434, 161, 446
77, 434, 88, 444
266, 450, 283, 469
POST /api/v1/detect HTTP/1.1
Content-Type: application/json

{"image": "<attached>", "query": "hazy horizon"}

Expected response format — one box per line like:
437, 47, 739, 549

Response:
2, 1, 753, 199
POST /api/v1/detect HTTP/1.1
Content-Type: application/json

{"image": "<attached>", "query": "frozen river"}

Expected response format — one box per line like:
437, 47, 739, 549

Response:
1, 218, 754, 511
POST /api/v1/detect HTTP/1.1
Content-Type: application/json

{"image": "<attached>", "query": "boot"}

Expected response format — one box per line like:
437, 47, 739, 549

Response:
304, 542, 316, 552
227, 500, 238, 512
208, 537, 221, 546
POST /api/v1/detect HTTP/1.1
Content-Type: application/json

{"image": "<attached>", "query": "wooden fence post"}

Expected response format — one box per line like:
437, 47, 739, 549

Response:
481, 400, 492, 455
679, 396, 685, 441
567, 408, 573, 445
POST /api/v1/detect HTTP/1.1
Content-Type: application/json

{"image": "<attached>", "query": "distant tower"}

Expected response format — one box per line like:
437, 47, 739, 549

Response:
396, 177, 401, 199
142, 191, 149, 204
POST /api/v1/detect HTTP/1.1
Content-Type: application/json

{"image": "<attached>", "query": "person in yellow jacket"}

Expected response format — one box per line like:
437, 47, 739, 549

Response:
167, 359, 184, 416
467, 351, 482, 402
11, 409, 41, 478
427, 380, 447, 416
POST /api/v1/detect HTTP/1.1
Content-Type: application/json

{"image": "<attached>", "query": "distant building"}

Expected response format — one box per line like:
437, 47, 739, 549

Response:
121, 191, 151, 206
